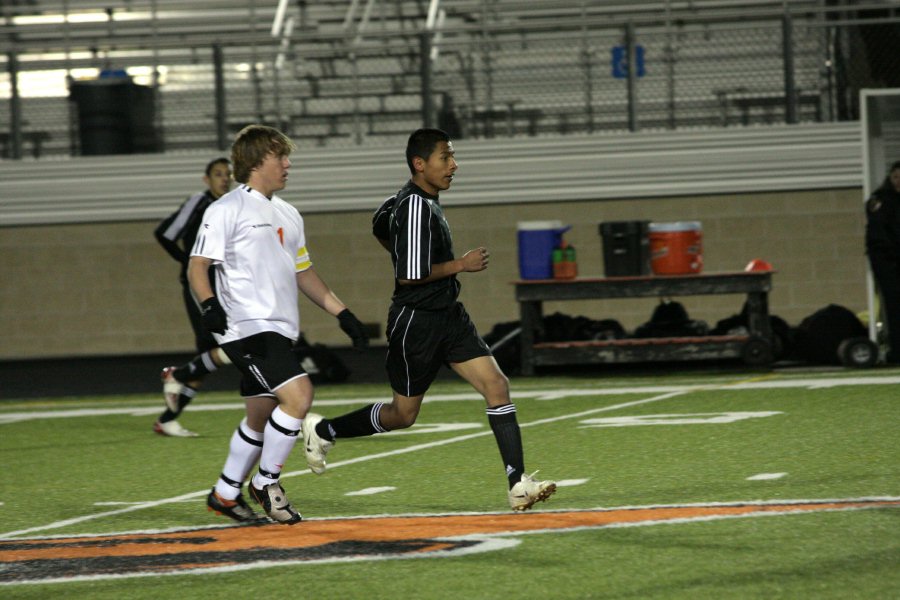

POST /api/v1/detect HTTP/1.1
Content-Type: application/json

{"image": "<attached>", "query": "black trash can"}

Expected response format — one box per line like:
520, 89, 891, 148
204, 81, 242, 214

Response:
70, 79, 161, 155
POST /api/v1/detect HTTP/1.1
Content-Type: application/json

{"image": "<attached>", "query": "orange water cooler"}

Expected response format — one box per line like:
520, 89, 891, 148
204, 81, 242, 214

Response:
648, 221, 703, 275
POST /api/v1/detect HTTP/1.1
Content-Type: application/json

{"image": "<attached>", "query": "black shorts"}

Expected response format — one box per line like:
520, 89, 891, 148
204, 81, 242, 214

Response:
220, 332, 306, 398
385, 301, 490, 397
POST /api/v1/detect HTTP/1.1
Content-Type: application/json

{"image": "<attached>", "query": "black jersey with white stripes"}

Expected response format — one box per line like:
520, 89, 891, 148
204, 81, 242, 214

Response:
373, 180, 460, 310
154, 190, 217, 281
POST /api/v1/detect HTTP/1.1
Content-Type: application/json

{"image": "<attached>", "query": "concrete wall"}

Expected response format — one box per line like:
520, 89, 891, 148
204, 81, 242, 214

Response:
0, 186, 866, 360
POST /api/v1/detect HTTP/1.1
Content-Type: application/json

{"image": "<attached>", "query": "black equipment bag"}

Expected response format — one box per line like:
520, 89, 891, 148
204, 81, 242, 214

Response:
292, 334, 350, 383
793, 304, 866, 365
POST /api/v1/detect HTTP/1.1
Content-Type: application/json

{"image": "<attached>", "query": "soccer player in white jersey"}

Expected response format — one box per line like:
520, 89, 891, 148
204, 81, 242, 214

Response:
189, 125, 368, 524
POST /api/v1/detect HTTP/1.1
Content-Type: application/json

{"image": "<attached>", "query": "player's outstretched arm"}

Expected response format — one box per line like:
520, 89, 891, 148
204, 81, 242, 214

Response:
296, 266, 346, 316
296, 267, 368, 349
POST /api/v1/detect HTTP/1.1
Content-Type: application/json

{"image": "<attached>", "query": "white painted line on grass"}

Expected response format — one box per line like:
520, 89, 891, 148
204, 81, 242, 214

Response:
0, 389, 684, 538
556, 479, 589, 487
6, 375, 900, 424
13, 495, 900, 542
385, 423, 481, 436
747, 473, 787, 481
0, 490, 210, 538
345, 486, 397, 496
94, 499, 202, 506
580, 411, 782, 428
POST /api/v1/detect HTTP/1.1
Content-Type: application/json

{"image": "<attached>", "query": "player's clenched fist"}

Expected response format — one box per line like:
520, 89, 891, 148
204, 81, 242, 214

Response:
461, 247, 489, 272
338, 308, 369, 351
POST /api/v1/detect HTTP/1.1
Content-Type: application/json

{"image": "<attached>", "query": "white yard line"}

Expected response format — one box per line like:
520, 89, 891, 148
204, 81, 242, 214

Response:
556, 479, 589, 487
94, 499, 203, 506
747, 472, 787, 480
3, 497, 899, 586
0, 389, 684, 539
4, 375, 900, 424
345, 486, 396, 496
12, 495, 900, 542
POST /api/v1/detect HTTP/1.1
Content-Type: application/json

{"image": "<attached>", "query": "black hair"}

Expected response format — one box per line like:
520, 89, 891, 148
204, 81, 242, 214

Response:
205, 156, 231, 177
876, 161, 900, 194
405, 128, 450, 174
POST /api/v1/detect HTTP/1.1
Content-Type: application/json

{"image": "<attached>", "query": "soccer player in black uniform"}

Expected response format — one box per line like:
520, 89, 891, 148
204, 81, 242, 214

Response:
153, 157, 233, 437
302, 128, 557, 511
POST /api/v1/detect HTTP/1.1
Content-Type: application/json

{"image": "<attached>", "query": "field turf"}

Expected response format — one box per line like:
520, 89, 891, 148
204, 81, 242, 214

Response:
1, 368, 898, 598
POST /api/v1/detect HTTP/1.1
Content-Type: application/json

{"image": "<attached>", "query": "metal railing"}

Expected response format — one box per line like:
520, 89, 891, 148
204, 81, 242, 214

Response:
1, 1, 899, 159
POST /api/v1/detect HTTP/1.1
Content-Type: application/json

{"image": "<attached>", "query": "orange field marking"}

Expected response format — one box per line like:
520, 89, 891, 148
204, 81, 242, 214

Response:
2, 499, 898, 585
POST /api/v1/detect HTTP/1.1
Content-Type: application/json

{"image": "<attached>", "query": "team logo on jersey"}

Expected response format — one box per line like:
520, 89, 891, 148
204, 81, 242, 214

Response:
2, 498, 897, 585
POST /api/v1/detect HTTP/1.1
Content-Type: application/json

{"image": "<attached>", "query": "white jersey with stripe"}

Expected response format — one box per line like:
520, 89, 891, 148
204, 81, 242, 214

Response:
191, 184, 311, 344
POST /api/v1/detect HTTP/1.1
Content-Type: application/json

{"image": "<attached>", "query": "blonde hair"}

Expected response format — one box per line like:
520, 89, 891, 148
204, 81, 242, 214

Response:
231, 125, 296, 183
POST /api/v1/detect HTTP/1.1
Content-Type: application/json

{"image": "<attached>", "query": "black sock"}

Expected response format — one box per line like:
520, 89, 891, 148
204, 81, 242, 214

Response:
318, 403, 386, 440
159, 385, 196, 422
487, 404, 524, 489
173, 351, 217, 382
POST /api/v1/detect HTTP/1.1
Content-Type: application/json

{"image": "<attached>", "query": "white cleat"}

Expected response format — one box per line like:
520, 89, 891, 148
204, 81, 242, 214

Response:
160, 366, 182, 412
508, 471, 557, 511
248, 481, 302, 525
302, 413, 334, 474
153, 419, 199, 438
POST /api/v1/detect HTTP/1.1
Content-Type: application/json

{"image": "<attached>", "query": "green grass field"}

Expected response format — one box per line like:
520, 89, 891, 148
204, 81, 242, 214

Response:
2, 368, 899, 599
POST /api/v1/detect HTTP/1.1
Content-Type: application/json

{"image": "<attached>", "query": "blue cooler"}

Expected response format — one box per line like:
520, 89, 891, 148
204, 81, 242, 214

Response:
517, 220, 571, 279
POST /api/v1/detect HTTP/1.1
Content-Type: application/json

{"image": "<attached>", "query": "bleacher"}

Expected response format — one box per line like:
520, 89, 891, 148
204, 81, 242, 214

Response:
0, 0, 869, 157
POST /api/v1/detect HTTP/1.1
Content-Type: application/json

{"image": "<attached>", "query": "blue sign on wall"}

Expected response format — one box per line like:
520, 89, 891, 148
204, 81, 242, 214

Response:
611, 45, 645, 78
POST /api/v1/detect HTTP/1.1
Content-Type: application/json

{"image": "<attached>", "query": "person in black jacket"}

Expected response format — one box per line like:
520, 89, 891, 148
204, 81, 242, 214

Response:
865, 160, 900, 363
152, 157, 233, 436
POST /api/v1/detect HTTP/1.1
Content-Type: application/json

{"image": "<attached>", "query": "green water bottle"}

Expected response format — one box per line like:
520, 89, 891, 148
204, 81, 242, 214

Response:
553, 241, 577, 279
565, 242, 578, 278
552, 246, 565, 278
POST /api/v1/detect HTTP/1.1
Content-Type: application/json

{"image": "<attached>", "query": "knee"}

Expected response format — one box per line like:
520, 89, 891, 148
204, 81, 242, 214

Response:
482, 372, 510, 399
280, 398, 312, 420
275, 382, 313, 420
394, 405, 420, 429
246, 410, 272, 432
382, 403, 420, 429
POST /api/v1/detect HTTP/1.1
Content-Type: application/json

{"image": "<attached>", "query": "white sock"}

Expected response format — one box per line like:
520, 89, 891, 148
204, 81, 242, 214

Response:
201, 351, 220, 373
252, 407, 302, 488
214, 419, 263, 500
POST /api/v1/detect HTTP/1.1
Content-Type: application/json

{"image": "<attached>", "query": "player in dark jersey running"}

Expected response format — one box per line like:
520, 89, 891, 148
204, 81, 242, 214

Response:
153, 157, 233, 437
302, 128, 556, 511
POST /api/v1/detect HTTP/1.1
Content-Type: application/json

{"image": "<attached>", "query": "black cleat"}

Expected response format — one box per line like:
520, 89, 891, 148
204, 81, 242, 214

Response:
206, 488, 265, 523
